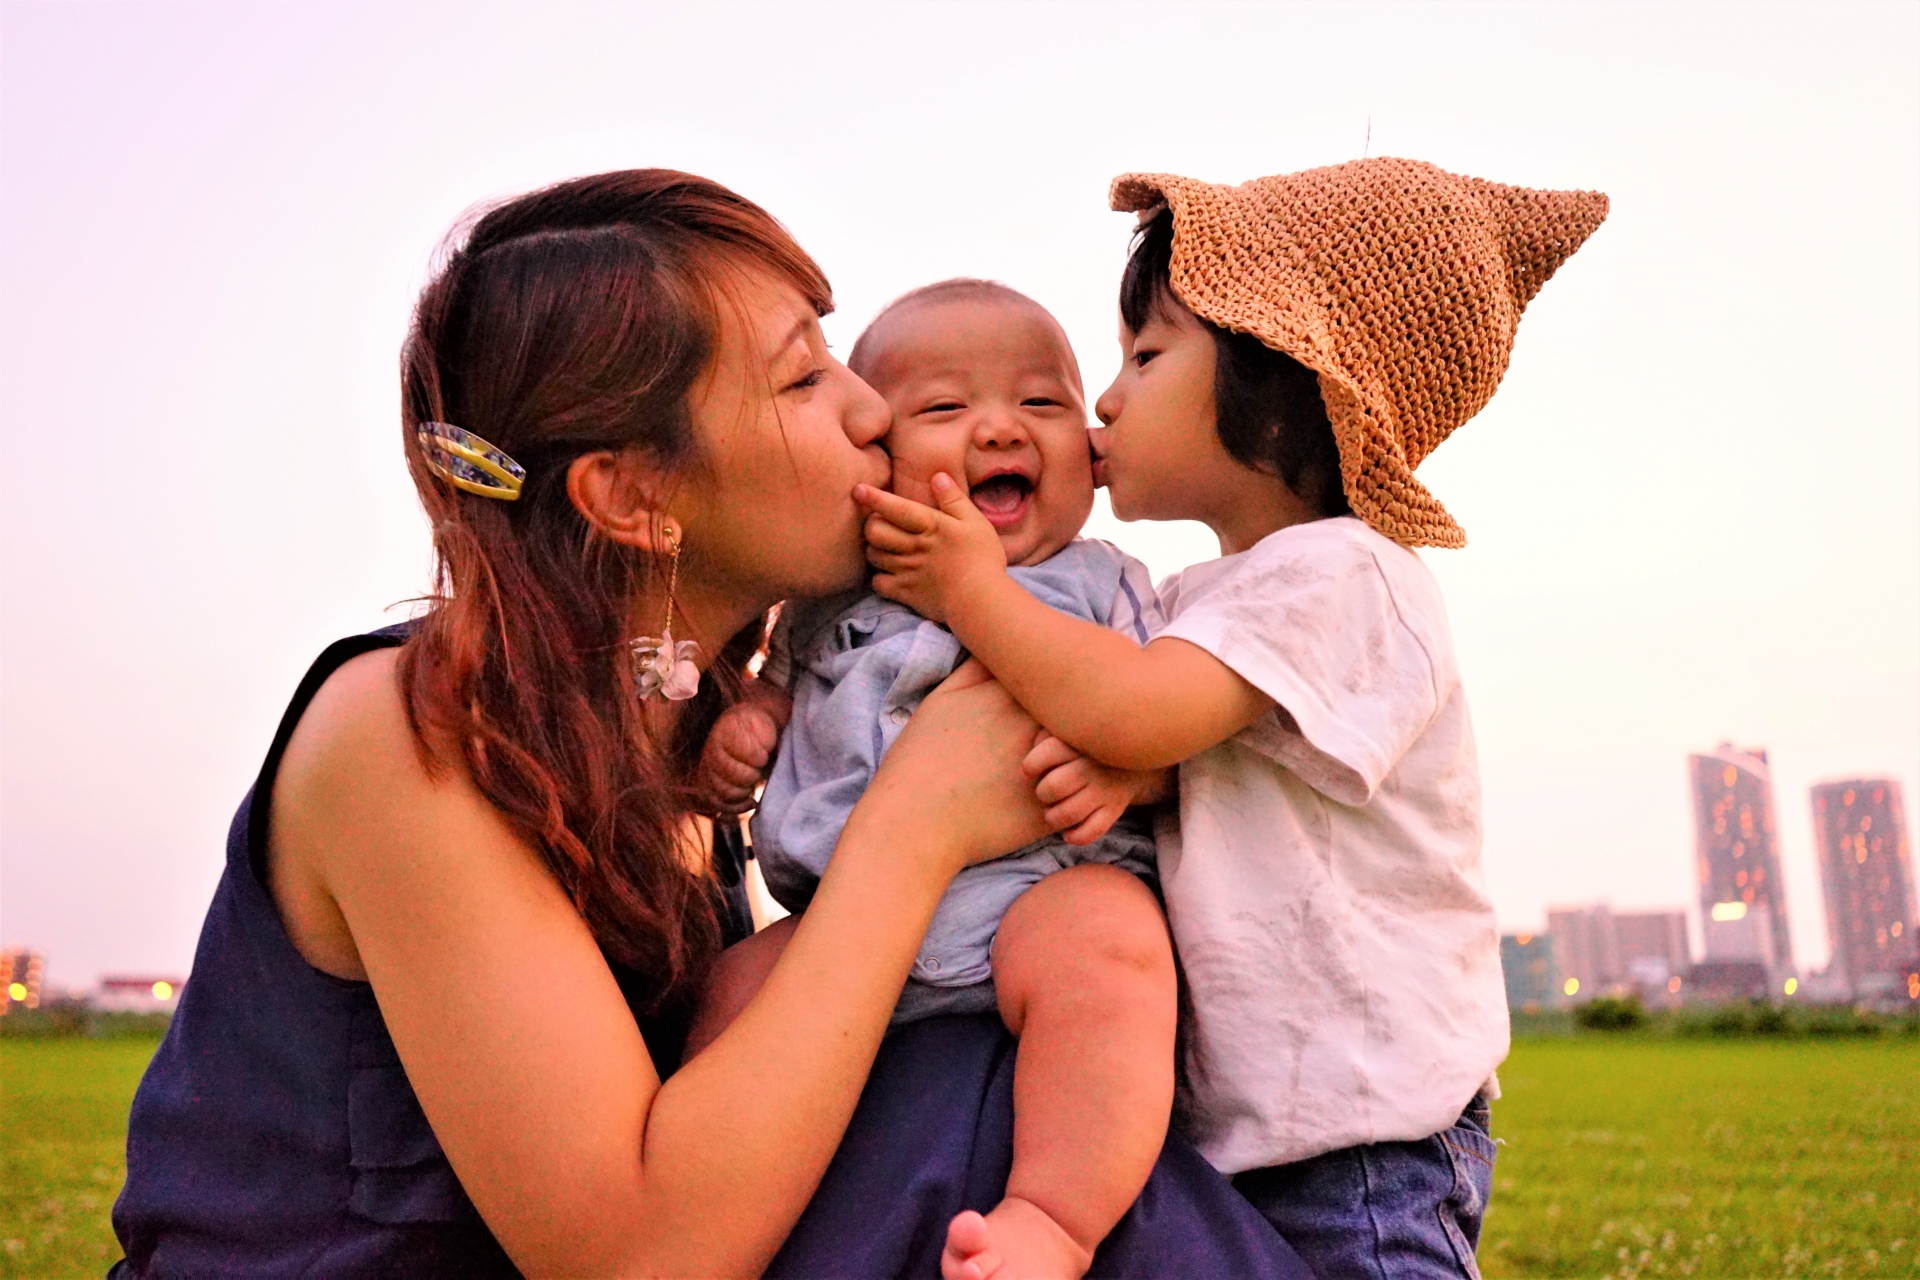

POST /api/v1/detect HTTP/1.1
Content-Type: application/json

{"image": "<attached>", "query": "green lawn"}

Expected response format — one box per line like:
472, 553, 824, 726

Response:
1483, 1037, 1920, 1278
0, 1037, 157, 1278
2, 1033, 1915, 1277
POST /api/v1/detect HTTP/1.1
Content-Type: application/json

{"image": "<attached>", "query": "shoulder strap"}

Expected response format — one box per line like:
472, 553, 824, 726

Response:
245, 623, 412, 880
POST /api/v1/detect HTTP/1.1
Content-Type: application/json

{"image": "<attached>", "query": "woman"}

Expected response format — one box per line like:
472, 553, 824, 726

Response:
112, 170, 1307, 1278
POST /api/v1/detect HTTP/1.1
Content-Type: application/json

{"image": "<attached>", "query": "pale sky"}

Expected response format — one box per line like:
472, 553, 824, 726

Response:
2, 1, 1915, 988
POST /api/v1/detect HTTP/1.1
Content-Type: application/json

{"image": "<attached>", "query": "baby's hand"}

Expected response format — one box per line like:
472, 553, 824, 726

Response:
1021, 728, 1172, 846
857, 473, 1006, 624
691, 689, 792, 817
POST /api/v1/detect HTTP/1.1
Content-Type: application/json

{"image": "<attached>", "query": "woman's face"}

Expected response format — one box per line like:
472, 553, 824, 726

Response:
677, 268, 892, 613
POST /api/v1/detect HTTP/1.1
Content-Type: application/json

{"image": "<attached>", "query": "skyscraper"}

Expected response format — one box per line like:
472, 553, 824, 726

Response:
1500, 933, 1561, 1010
1811, 779, 1917, 1001
1690, 744, 1793, 970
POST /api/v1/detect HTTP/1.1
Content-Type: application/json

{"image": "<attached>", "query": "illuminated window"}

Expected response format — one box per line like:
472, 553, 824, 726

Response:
152, 981, 173, 1000
1724, 766, 1738, 787
1564, 978, 1580, 996
5, 983, 23, 1002
1515, 933, 1533, 946
1843, 790, 1855, 806
1784, 978, 1798, 996
1894, 922, 1905, 938
1667, 976, 1682, 994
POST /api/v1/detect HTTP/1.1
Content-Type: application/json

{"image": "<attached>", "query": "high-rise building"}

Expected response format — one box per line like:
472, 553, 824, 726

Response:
1811, 779, 1918, 1003
1546, 905, 1691, 1001
1500, 933, 1561, 1010
1612, 910, 1690, 986
1547, 904, 1619, 999
1689, 744, 1793, 970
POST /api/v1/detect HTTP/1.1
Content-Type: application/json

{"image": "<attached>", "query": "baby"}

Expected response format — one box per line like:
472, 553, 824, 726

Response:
693, 280, 1176, 1280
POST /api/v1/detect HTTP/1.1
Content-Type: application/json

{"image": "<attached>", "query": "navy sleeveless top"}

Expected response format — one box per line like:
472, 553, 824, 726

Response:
114, 628, 1311, 1278
112, 628, 749, 1275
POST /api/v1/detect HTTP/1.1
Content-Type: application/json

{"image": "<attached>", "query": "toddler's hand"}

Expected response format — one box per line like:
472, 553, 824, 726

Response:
1021, 729, 1171, 846
857, 474, 1007, 624
691, 689, 792, 817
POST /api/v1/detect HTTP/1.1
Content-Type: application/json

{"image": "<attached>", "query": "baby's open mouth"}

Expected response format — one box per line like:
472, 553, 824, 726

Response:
969, 473, 1034, 528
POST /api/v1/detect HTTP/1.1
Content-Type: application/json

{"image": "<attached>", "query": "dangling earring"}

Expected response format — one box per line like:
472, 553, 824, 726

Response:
629, 527, 702, 701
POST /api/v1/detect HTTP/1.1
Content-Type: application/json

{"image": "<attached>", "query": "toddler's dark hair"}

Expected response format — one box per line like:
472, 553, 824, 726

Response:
1119, 208, 1351, 518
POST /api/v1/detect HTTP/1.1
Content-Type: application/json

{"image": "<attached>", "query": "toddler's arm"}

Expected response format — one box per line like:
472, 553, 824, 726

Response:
1023, 730, 1170, 845
858, 478, 1272, 771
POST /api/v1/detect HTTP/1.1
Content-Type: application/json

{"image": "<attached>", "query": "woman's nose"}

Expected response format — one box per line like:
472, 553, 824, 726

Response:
842, 366, 893, 450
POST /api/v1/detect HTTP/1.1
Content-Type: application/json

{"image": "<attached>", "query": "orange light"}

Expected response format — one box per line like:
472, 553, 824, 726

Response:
1784, 978, 1798, 996
1667, 976, 1682, 993
5, 982, 24, 1002
1564, 978, 1580, 996
1515, 933, 1533, 946
151, 981, 173, 1000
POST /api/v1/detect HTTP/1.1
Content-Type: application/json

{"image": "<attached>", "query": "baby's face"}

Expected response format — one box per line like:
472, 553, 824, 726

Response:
860, 299, 1094, 568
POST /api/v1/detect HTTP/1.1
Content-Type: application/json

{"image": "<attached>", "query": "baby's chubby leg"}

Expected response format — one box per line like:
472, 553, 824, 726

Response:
943, 864, 1177, 1280
684, 915, 799, 1061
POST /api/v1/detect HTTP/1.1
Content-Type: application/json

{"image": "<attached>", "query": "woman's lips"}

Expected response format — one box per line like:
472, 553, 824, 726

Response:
970, 474, 1033, 529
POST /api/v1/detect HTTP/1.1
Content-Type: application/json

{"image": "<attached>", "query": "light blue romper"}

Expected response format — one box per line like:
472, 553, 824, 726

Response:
753, 538, 1163, 1023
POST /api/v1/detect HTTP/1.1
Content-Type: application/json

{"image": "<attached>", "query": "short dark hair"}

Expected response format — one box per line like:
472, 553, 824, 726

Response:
1119, 208, 1350, 518
848, 277, 1052, 380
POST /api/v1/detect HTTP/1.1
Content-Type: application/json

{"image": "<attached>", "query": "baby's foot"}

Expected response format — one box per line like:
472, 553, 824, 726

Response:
942, 1196, 1095, 1280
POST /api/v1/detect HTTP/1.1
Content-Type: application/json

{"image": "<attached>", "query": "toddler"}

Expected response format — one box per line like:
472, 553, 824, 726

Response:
696, 280, 1178, 1279
858, 159, 1608, 1279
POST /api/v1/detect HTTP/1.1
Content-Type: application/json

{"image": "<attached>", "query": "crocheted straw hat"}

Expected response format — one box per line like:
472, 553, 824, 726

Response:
1111, 159, 1607, 548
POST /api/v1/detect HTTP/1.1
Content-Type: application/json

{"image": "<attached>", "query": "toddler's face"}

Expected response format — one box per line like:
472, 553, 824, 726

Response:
860, 299, 1094, 568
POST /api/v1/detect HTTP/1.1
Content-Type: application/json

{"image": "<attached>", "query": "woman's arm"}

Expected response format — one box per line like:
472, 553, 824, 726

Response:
858, 480, 1273, 771
272, 651, 1050, 1278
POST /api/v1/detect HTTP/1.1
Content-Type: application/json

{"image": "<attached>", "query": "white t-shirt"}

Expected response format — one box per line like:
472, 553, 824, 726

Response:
1152, 516, 1507, 1174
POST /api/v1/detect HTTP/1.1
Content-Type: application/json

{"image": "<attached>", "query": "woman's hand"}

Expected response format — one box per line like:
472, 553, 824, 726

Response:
854, 659, 1053, 871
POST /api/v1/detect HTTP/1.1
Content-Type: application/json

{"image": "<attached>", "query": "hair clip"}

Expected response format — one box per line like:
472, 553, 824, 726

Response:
417, 421, 526, 501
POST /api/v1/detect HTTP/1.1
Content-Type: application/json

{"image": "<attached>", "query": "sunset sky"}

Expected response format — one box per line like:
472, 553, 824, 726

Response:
2, 0, 1915, 988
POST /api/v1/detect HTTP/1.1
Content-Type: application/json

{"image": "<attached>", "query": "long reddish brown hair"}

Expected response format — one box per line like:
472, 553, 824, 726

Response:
397, 170, 831, 1011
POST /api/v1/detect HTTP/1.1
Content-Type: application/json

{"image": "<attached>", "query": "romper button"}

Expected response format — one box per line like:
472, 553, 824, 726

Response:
890, 707, 911, 726
920, 956, 941, 974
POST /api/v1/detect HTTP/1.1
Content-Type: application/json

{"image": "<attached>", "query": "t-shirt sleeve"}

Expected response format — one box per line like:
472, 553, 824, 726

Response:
1155, 535, 1440, 805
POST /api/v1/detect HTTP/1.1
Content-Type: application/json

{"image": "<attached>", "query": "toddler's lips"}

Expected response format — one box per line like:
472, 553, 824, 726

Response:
970, 473, 1033, 528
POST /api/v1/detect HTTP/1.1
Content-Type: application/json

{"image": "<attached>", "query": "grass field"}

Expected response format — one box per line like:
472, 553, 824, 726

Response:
2, 1034, 1915, 1277
0, 1037, 156, 1278
1482, 1038, 1919, 1278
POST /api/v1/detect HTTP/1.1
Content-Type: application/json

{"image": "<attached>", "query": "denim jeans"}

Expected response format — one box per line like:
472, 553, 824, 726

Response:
1232, 1096, 1496, 1280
